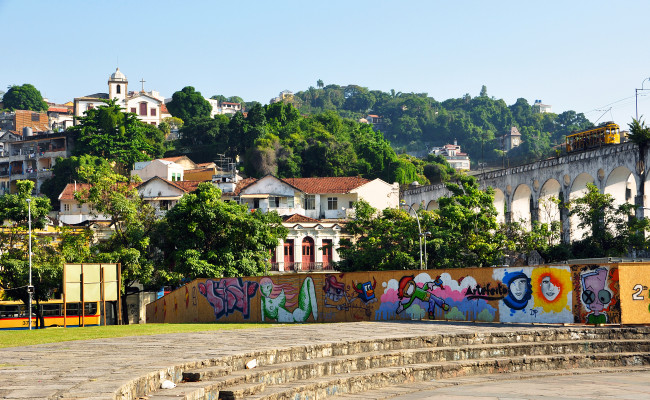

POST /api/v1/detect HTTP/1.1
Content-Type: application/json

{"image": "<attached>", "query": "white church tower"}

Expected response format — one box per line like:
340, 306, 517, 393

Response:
108, 68, 128, 103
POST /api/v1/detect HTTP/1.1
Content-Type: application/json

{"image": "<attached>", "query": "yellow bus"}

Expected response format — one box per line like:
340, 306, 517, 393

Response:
566, 121, 620, 153
0, 299, 101, 330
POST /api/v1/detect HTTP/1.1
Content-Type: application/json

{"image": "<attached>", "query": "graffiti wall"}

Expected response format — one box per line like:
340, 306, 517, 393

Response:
147, 263, 647, 325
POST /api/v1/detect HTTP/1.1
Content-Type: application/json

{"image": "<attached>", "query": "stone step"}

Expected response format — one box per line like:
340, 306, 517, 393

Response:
343, 365, 650, 399
245, 352, 650, 400
148, 339, 650, 400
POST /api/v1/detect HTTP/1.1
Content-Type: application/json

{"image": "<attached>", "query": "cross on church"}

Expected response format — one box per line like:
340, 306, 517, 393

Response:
140, 78, 146, 92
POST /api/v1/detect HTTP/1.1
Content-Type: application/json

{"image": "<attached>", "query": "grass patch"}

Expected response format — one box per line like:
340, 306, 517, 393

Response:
0, 323, 274, 349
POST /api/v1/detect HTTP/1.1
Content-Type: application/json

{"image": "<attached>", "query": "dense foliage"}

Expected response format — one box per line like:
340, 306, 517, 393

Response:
152, 182, 288, 283
166, 86, 212, 122
69, 100, 167, 171
171, 102, 457, 185
2, 84, 48, 112
290, 83, 593, 166
338, 176, 508, 271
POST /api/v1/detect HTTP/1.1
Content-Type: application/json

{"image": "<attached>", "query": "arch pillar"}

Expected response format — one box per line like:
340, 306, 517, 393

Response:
560, 189, 571, 244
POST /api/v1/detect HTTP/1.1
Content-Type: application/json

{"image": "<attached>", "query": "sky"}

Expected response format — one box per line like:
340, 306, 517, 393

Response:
2, 1, 650, 127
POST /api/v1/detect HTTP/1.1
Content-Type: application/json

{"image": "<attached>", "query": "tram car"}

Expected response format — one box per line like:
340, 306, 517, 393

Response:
0, 299, 101, 329
565, 121, 620, 153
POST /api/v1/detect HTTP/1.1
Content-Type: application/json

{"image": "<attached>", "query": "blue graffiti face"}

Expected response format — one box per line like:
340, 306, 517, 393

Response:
502, 271, 532, 310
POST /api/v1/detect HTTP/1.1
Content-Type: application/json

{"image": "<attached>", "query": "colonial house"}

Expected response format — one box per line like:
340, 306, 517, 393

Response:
136, 177, 200, 217
236, 175, 400, 272
73, 68, 164, 127
429, 140, 471, 170
57, 178, 203, 223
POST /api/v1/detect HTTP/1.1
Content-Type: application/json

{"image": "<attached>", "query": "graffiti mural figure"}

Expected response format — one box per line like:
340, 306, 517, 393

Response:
260, 277, 318, 323
323, 275, 378, 319
502, 272, 532, 310
396, 275, 449, 319
581, 268, 612, 324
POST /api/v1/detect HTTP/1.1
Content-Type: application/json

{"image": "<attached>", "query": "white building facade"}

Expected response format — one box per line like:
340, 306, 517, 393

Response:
74, 68, 164, 126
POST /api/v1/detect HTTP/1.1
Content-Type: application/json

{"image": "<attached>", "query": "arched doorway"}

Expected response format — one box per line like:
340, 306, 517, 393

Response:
302, 237, 315, 268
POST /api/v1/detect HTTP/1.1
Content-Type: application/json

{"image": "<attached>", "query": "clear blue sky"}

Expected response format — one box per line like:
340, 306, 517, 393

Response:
2, 0, 650, 127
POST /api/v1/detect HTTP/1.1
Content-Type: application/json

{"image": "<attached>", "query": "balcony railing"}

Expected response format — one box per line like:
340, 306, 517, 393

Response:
269, 262, 336, 272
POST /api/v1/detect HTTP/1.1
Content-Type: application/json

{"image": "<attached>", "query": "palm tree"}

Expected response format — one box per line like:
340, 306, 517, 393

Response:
317, 79, 324, 89
628, 118, 650, 217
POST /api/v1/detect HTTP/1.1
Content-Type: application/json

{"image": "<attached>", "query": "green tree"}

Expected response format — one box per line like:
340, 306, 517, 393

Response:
0, 180, 58, 328
155, 182, 288, 282
40, 155, 113, 209
337, 200, 422, 271
69, 100, 164, 171
628, 118, 650, 210
427, 175, 507, 268
74, 166, 157, 324
166, 86, 212, 122
2, 84, 48, 111
317, 79, 324, 89
568, 182, 649, 257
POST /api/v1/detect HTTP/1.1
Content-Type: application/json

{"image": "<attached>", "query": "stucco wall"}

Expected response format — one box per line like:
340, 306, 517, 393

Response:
146, 263, 650, 325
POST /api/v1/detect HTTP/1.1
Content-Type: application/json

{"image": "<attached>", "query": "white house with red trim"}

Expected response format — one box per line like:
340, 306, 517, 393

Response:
235, 175, 399, 272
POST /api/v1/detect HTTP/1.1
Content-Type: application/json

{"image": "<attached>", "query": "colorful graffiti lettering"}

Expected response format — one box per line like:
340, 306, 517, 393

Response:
465, 281, 508, 301
580, 268, 611, 324
260, 277, 317, 323
198, 278, 259, 320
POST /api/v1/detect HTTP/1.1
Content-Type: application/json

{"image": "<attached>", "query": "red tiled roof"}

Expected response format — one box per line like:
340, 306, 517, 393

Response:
60, 182, 138, 200
233, 178, 257, 195
281, 177, 369, 194
48, 106, 71, 113
171, 180, 202, 193
283, 214, 321, 223
58, 183, 92, 200
161, 104, 169, 114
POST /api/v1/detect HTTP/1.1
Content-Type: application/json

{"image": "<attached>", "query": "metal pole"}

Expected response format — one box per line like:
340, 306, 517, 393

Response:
401, 201, 423, 269
27, 198, 32, 330
636, 78, 650, 121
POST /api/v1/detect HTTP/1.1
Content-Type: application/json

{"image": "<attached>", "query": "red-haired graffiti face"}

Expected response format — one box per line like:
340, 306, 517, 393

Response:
540, 275, 560, 301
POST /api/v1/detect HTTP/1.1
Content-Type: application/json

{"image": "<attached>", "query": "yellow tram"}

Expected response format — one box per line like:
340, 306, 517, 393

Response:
566, 121, 620, 153
0, 299, 101, 329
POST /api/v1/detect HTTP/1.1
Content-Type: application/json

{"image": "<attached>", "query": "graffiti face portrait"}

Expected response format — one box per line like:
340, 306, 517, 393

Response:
502, 272, 532, 310
323, 275, 346, 302
581, 268, 611, 313
259, 277, 273, 297
509, 277, 528, 301
540, 275, 560, 301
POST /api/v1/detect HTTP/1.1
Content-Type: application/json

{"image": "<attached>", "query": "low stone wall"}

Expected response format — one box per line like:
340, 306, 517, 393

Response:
146, 263, 650, 325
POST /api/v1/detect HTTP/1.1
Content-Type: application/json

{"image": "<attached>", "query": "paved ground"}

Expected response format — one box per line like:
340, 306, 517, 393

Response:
0, 321, 645, 400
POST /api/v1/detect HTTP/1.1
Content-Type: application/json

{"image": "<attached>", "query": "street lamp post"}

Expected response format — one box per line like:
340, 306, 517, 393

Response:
400, 200, 423, 269
422, 231, 431, 268
26, 198, 33, 330
635, 78, 650, 121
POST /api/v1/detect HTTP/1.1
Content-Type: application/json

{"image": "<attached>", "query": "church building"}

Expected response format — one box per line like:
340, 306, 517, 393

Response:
73, 68, 165, 126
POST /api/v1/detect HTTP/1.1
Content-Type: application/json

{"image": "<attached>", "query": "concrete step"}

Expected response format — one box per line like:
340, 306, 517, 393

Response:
149, 339, 650, 400
144, 329, 650, 400
245, 352, 650, 400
